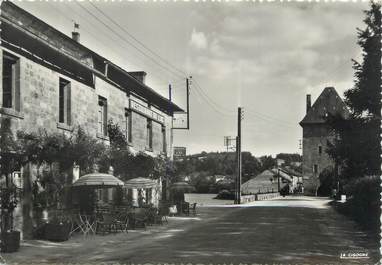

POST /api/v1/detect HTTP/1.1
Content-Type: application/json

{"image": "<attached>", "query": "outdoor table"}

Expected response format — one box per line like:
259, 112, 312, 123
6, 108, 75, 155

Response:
69, 213, 97, 236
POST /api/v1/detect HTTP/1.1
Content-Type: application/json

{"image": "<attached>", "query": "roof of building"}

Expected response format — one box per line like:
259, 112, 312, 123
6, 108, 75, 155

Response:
300, 87, 350, 126
0, 2, 184, 114
279, 167, 302, 177
241, 169, 291, 194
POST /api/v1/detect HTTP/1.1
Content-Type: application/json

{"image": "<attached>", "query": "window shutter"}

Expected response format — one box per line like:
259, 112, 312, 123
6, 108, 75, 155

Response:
14, 60, 21, 111
66, 82, 71, 125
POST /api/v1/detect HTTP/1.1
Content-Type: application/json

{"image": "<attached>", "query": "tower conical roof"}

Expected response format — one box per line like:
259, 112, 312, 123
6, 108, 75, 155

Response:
300, 87, 350, 126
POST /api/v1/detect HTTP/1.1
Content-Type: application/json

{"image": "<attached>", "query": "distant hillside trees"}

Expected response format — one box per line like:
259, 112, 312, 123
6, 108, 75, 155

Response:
174, 151, 301, 193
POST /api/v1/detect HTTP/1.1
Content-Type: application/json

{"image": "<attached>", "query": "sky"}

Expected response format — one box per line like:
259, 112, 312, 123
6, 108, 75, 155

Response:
16, 0, 369, 157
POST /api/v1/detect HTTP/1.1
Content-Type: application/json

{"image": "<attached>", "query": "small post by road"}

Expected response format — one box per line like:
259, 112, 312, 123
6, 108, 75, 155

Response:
277, 168, 280, 192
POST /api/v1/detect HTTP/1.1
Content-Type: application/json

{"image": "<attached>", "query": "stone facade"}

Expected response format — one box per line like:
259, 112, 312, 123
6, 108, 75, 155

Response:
300, 87, 350, 195
0, 47, 172, 156
0, 2, 184, 239
301, 124, 335, 195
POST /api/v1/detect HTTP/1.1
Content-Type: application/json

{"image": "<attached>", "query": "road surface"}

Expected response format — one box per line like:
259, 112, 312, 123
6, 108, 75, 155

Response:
2, 196, 379, 264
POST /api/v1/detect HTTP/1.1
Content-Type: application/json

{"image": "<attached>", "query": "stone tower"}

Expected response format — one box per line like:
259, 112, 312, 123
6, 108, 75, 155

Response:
299, 87, 350, 195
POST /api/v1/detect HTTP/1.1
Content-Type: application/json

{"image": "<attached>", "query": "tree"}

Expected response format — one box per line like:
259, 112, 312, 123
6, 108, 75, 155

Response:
259, 155, 276, 172
101, 120, 132, 180
0, 118, 21, 185
0, 118, 22, 233
327, 2, 381, 182
17, 127, 107, 209
242, 152, 261, 183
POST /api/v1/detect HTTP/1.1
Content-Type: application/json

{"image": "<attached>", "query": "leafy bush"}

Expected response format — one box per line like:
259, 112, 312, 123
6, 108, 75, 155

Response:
339, 175, 380, 230
344, 175, 380, 206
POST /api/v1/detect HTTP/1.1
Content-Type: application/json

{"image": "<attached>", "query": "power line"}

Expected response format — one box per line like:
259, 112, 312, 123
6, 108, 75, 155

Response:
89, 1, 188, 78
243, 112, 296, 129
244, 107, 296, 127
191, 84, 235, 117
192, 79, 235, 115
76, 1, 186, 81
49, 2, 184, 86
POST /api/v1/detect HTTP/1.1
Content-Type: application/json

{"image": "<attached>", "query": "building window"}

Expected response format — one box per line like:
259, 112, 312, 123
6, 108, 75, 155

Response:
162, 125, 166, 153
98, 96, 107, 136
318, 145, 322, 155
124, 108, 132, 143
2, 52, 20, 110
59, 78, 71, 125
146, 119, 153, 150
313, 164, 318, 174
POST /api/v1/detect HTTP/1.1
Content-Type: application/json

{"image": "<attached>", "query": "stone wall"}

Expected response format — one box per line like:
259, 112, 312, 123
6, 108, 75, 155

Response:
241, 192, 280, 204
152, 121, 164, 155
131, 111, 148, 152
0, 47, 174, 239
302, 124, 335, 195
0, 47, 172, 155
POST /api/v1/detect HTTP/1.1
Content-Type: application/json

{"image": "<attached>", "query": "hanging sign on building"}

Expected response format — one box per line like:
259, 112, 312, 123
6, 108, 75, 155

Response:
173, 146, 187, 160
129, 99, 165, 124
173, 112, 188, 129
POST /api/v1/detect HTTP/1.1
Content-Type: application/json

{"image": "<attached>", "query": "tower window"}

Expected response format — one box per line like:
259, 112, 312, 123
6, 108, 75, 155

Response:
314, 164, 318, 174
318, 145, 322, 155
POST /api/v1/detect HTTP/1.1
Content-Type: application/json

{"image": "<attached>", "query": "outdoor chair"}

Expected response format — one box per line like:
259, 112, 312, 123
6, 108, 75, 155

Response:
113, 212, 129, 233
189, 203, 197, 216
180, 202, 190, 216
96, 213, 118, 235
158, 206, 169, 224
147, 207, 163, 225
130, 208, 149, 230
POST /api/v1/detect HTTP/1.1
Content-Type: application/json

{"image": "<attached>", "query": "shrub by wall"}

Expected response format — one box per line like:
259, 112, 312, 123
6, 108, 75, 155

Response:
339, 175, 380, 232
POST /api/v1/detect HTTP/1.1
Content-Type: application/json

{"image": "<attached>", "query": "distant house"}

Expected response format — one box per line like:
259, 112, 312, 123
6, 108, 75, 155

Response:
214, 175, 227, 183
241, 168, 295, 195
299, 87, 350, 195
279, 167, 302, 192
290, 161, 302, 167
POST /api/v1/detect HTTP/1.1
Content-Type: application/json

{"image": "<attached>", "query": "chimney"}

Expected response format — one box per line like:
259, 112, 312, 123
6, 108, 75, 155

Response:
72, 32, 80, 43
72, 22, 80, 42
128, 71, 147, 84
306, 94, 311, 113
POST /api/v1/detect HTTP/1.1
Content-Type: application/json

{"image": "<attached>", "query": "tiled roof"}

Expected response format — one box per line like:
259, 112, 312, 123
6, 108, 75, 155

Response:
300, 87, 350, 126
241, 169, 290, 194
1, 1, 184, 114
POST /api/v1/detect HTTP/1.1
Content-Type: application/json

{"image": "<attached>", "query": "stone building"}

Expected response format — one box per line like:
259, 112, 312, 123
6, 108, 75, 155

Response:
0, 2, 183, 155
0, 2, 184, 237
299, 87, 349, 195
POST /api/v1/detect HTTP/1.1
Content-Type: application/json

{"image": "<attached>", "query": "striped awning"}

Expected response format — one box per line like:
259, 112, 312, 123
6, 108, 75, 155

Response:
72, 173, 124, 187
170, 182, 195, 192
124, 177, 157, 189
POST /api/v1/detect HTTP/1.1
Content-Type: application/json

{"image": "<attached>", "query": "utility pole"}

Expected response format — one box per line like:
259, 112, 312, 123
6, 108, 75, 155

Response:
169, 83, 173, 160
236, 107, 243, 204
164, 83, 172, 201
186, 77, 190, 129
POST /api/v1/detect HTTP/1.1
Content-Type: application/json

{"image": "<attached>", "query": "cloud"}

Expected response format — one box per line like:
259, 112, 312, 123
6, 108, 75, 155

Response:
189, 28, 208, 50
180, 2, 368, 155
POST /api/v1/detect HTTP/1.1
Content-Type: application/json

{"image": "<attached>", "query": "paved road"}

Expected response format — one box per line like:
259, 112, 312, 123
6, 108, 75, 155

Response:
3, 196, 379, 264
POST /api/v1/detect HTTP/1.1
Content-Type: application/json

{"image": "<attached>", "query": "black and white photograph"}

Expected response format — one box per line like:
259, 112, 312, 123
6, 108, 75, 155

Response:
0, 0, 380, 264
